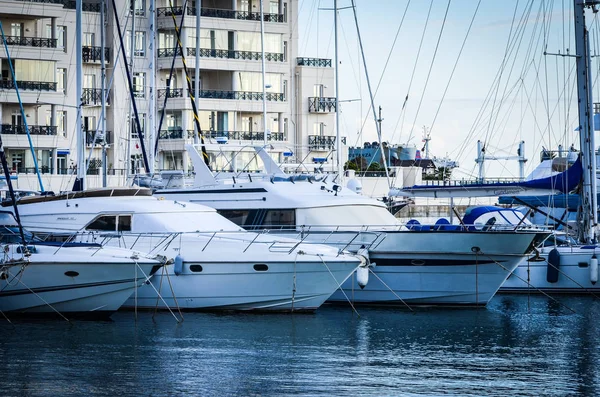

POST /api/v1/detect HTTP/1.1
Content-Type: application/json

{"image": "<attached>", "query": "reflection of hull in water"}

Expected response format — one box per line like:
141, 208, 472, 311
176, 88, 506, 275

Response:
127, 260, 357, 312
500, 246, 600, 293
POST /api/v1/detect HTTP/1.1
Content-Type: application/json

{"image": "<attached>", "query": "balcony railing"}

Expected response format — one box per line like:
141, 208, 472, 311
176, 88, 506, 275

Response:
309, 135, 336, 150
204, 130, 285, 141
0, 80, 57, 91
85, 130, 113, 145
186, 48, 284, 62
157, 47, 183, 58
82, 88, 110, 105
159, 128, 185, 139
3, 35, 57, 48
15, 0, 100, 11
82, 46, 110, 63
309, 97, 336, 113
297, 57, 332, 67
157, 88, 184, 99
158, 88, 284, 101
157, 6, 285, 22
1, 124, 57, 135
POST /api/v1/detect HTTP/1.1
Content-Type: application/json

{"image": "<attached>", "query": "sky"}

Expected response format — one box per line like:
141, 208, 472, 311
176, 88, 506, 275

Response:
298, 0, 598, 180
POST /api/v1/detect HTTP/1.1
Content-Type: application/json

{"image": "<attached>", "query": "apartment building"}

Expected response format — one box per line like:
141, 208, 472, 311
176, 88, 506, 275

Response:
0, 0, 339, 191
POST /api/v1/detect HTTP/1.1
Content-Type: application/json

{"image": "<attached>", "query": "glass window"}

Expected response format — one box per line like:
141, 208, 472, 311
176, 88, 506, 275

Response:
236, 32, 281, 53
84, 74, 95, 89
237, 72, 281, 93
58, 111, 67, 136
132, 0, 145, 16
133, 72, 145, 97
57, 26, 66, 50
11, 23, 23, 37
83, 32, 95, 47
313, 84, 323, 97
135, 31, 146, 56
313, 122, 324, 136
118, 215, 132, 231
14, 60, 56, 83
86, 215, 117, 231
262, 210, 295, 229
218, 209, 250, 226
269, 0, 279, 14
45, 110, 52, 126
46, 24, 52, 39
57, 68, 66, 93
159, 32, 176, 49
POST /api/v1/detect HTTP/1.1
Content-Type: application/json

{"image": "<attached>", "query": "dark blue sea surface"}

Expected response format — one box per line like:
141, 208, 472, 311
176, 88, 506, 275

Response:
1, 295, 600, 396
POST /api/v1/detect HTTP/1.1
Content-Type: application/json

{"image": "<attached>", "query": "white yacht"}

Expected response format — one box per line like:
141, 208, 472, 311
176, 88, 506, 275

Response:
0, 188, 363, 312
0, 227, 164, 318
150, 146, 547, 307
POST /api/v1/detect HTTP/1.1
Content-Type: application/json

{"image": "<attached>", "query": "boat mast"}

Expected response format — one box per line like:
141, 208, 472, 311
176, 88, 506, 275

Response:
350, 0, 390, 187
574, 0, 598, 243
101, 0, 107, 186
76, 0, 85, 190
127, 0, 136, 179
149, 0, 156, 173
334, 0, 342, 178
193, 0, 200, 145
259, 0, 268, 147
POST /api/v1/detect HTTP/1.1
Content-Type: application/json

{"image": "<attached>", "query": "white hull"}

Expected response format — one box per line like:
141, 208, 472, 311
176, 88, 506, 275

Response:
127, 260, 357, 312
282, 230, 538, 306
0, 245, 159, 317
501, 246, 600, 293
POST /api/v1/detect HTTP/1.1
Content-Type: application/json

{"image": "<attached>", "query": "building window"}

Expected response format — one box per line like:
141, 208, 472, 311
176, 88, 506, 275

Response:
10, 23, 23, 37
135, 31, 146, 56
84, 74, 96, 89
46, 24, 52, 39
283, 80, 287, 100
313, 122, 324, 136
83, 32, 95, 47
132, 0, 146, 16
57, 68, 67, 93
269, 0, 279, 14
283, 41, 287, 61
58, 111, 67, 136
128, 113, 145, 139
57, 26, 66, 51
45, 110, 52, 126
313, 84, 323, 97
240, 0, 250, 12
133, 72, 145, 98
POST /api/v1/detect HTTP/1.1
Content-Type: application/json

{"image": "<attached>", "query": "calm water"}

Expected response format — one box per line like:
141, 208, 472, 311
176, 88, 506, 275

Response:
2, 295, 600, 396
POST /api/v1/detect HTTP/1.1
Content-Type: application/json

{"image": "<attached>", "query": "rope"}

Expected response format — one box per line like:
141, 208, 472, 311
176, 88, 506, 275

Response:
365, 268, 414, 312
14, 273, 70, 322
480, 251, 576, 314
318, 255, 360, 317
136, 263, 182, 323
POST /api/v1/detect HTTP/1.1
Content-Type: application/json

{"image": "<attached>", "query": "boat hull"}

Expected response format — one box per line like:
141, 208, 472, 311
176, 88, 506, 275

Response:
126, 260, 357, 312
283, 230, 540, 306
0, 247, 159, 317
500, 245, 600, 293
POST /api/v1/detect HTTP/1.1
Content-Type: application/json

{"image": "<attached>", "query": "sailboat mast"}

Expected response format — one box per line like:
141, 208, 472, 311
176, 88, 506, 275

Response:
193, 0, 201, 145
149, 0, 156, 173
127, 0, 136, 178
334, 0, 341, 177
101, 0, 107, 186
259, 0, 268, 146
76, 0, 85, 190
574, 0, 597, 243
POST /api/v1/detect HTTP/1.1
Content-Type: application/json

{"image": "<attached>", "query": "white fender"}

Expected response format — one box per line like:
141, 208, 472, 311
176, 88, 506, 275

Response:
590, 255, 598, 285
174, 254, 184, 276
356, 247, 370, 289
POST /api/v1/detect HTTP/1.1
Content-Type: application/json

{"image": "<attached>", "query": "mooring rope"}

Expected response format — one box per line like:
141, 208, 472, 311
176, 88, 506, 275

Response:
318, 255, 360, 317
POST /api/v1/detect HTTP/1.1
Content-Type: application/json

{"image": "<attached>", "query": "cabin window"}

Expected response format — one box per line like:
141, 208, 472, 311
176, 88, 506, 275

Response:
118, 215, 132, 231
262, 210, 295, 229
218, 209, 250, 226
86, 215, 132, 231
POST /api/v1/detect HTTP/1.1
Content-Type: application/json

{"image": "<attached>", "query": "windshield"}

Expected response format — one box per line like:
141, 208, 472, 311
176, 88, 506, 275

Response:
134, 211, 244, 233
296, 205, 399, 229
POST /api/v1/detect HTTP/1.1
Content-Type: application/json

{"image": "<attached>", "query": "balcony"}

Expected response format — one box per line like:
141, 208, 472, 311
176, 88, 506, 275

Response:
297, 57, 332, 67
158, 88, 285, 101
82, 88, 110, 105
1, 124, 57, 135
85, 130, 113, 146
204, 130, 285, 141
159, 128, 185, 140
309, 97, 336, 113
186, 48, 284, 62
2, 35, 57, 48
15, 0, 101, 11
157, 6, 285, 22
309, 135, 336, 150
0, 80, 57, 91
82, 46, 110, 63
157, 48, 183, 58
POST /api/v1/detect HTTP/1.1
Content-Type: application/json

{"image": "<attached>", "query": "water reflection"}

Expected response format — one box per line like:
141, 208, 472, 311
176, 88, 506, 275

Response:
0, 296, 599, 396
